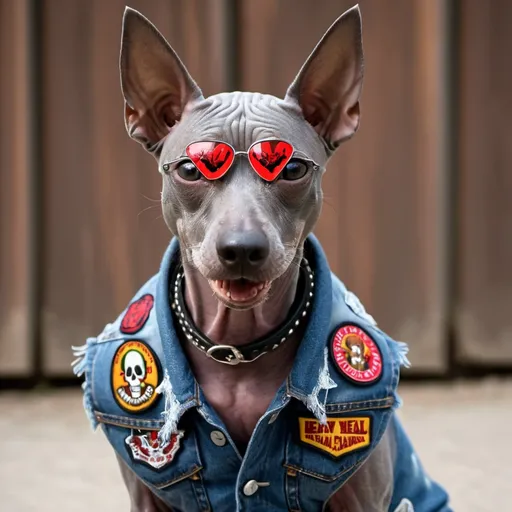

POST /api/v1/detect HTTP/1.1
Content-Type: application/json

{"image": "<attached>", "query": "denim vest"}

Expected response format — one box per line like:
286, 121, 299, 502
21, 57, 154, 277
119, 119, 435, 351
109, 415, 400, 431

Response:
73, 235, 451, 511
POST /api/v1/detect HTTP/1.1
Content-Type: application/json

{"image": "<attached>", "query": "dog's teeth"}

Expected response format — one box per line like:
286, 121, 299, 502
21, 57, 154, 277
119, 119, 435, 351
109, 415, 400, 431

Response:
227, 291, 231, 298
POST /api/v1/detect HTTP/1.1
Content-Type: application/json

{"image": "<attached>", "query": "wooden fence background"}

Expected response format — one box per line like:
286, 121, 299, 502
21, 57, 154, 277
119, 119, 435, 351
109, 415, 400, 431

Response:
1, 0, 511, 381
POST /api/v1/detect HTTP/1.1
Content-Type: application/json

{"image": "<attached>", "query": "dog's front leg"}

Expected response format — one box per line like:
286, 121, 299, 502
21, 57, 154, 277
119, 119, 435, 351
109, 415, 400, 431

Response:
116, 455, 173, 512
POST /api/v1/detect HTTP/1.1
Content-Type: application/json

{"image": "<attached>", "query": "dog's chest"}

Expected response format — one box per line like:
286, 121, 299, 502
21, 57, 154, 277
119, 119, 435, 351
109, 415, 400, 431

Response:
200, 378, 280, 447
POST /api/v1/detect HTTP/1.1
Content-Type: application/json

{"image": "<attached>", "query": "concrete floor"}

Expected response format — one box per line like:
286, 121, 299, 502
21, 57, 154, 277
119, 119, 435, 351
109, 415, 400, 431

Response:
1, 379, 510, 511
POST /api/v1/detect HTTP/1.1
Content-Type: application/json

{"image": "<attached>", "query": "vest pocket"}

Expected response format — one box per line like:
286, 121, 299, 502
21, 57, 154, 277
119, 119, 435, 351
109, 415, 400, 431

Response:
100, 417, 211, 511
284, 400, 394, 509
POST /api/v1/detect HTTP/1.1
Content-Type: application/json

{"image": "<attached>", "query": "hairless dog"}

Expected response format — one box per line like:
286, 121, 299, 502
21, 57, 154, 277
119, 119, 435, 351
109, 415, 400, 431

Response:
73, 5, 452, 511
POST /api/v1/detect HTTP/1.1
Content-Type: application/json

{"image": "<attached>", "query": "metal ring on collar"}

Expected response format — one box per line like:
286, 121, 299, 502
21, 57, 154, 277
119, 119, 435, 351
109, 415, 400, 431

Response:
206, 345, 270, 365
206, 345, 245, 365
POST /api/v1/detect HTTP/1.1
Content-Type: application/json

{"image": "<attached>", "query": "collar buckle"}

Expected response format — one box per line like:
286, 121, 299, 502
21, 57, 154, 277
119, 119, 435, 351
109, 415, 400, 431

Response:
206, 345, 245, 365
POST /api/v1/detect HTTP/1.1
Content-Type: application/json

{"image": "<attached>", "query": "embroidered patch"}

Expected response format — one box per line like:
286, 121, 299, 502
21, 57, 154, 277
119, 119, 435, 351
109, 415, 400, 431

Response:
299, 417, 371, 458
126, 429, 184, 470
120, 294, 154, 334
112, 340, 160, 413
330, 324, 383, 384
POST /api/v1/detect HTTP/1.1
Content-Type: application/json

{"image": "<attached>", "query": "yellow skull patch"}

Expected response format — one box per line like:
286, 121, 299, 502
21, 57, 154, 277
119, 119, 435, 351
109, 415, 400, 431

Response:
111, 340, 160, 413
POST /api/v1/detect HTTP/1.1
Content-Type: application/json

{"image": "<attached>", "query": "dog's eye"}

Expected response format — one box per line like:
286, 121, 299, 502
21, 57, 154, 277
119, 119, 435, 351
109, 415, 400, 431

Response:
280, 160, 308, 181
177, 161, 201, 181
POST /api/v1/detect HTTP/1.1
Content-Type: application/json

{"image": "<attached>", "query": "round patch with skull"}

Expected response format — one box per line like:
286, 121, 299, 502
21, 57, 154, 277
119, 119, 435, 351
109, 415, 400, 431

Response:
111, 340, 160, 413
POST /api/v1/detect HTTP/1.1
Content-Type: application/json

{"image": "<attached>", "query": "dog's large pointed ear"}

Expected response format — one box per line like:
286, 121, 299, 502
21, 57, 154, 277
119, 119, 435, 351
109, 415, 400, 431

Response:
285, 5, 364, 149
120, 7, 204, 156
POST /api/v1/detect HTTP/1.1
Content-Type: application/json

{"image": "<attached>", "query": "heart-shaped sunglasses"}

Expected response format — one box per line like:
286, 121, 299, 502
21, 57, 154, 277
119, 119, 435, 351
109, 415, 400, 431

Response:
161, 140, 319, 182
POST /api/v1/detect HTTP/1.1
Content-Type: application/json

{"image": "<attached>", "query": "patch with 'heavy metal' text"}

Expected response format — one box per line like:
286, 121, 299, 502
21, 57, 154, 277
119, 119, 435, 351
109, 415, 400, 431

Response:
298, 417, 371, 458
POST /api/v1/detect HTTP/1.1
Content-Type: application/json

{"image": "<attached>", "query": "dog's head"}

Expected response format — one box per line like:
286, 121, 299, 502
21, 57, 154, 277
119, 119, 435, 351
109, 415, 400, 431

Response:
120, 6, 364, 309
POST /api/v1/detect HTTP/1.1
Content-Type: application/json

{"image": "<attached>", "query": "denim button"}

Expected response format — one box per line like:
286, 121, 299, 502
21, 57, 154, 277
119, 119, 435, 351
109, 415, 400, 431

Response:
243, 480, 270, 496
210, 430, 226, 447
243, 480, 259, 496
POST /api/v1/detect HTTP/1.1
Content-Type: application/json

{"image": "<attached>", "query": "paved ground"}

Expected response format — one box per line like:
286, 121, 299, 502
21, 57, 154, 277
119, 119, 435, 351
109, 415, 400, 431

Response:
1, 379, 510, 511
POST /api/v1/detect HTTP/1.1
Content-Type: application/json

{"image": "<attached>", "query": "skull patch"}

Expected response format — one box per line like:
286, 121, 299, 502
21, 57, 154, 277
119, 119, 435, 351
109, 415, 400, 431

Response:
112, 340, 161, 413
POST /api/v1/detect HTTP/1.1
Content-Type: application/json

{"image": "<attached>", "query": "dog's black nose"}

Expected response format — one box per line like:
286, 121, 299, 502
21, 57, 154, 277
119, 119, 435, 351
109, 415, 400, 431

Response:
216, 230, 270, 271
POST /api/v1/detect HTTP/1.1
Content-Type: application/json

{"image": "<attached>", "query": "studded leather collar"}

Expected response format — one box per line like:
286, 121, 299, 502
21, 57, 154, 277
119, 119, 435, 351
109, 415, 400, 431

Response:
171, 260, 315, 365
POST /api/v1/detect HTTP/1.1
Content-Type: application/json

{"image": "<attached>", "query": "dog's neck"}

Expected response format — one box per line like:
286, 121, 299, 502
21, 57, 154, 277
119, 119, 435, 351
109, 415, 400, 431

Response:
179, 258, 304, 445
182, 263, 300, 345
180, 260, 303, 376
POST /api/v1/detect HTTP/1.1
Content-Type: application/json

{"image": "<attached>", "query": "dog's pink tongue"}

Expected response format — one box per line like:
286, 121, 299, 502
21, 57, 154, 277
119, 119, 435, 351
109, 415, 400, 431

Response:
228, 280, 259, 302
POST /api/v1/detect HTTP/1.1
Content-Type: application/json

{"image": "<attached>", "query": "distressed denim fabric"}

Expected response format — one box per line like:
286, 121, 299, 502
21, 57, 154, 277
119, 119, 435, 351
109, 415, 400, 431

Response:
75, 235, 451, 511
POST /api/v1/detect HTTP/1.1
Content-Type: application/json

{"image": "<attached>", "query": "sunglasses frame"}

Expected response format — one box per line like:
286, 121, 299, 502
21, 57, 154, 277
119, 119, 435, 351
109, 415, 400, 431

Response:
161, 139, 320, 182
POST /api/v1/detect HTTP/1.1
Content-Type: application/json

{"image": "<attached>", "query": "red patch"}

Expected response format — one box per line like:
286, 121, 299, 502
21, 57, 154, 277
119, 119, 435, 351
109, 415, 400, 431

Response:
126, 430, 184, 470
120, 294, 154, 334
330, 324, 382, 384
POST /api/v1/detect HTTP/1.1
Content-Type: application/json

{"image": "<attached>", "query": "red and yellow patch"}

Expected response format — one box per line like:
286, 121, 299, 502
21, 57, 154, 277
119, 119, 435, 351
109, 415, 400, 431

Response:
330, 324, 383, 384
299, 417, 371, 458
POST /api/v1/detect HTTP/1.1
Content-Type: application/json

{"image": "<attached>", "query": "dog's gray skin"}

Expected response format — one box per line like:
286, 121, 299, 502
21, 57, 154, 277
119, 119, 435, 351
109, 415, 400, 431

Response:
118, 5, 363, 510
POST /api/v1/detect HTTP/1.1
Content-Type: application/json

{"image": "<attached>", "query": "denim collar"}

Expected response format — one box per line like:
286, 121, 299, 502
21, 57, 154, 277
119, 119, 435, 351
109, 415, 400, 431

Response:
286, 234, 334, 403
155, 234, 333, 410
156, 238, 200, 409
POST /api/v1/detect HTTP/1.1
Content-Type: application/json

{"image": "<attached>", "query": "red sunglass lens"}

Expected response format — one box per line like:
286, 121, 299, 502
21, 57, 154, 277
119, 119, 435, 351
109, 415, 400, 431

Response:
186, 142, 234, 180
248, 140, 293, 181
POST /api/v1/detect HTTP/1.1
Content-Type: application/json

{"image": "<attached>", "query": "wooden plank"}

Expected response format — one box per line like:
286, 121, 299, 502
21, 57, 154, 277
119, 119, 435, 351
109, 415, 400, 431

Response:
0, 0, 32, 377
240, 0, 449, 371
41, 0, 229, 375
456, 0, 512, 364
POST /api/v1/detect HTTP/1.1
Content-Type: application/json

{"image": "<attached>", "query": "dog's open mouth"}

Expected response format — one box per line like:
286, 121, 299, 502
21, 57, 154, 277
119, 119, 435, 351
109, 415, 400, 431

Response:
210, 279, 271, 307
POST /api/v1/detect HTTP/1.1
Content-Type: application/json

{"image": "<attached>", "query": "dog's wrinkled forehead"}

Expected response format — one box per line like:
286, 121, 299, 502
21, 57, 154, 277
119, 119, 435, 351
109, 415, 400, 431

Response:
161, 92, 328, 165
